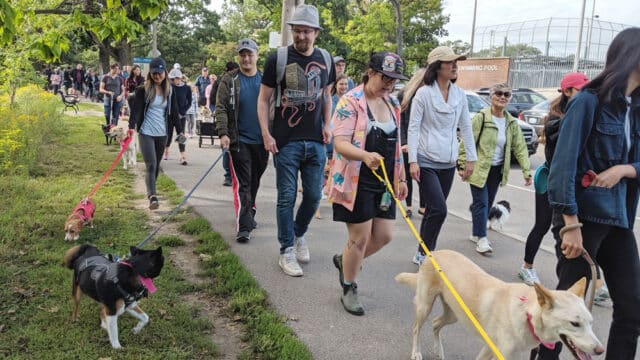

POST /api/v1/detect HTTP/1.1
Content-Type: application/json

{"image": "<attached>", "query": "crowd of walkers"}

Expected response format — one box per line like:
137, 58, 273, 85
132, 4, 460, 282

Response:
54, 6, 640, 358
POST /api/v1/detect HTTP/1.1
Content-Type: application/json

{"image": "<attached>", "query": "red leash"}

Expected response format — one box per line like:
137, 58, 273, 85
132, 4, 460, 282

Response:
86, 134, 134, 199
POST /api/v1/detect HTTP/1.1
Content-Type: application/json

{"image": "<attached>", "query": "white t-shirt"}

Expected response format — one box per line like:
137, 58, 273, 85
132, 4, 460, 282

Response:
625, 96, 632, 152
492, 116, 506, 165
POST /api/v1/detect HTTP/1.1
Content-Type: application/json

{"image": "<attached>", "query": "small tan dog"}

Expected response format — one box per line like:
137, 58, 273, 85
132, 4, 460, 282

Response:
396, 250, 604, 360
108, 127, 137, 170
64, 198, 96, 241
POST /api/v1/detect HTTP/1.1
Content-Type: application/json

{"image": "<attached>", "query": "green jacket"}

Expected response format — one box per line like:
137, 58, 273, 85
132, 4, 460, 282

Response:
214, 70, 241, 151
458, 108, 531, 188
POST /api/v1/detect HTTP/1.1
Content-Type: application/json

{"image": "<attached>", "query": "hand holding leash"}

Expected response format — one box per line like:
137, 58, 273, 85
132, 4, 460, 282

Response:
220, 135, 230, 150
559, 222, 584, 259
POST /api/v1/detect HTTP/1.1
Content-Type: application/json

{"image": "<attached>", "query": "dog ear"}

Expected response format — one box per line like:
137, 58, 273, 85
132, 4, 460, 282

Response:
533, 282, 555, 308
130, 246, 139, 255
155, 246, 163, 254
567, 277, 587, 298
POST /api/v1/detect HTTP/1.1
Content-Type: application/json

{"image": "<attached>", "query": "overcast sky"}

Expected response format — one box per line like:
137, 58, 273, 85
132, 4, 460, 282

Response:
208, 0, 640, 43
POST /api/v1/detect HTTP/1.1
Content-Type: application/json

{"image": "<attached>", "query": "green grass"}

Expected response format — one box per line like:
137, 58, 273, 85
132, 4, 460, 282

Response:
0, 96, 313, 359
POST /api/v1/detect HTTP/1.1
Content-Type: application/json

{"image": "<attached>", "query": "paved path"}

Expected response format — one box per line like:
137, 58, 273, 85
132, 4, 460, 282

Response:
159, 137, 628, 360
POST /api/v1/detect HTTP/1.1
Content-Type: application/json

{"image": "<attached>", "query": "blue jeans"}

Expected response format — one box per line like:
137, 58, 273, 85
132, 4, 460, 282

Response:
470, 165, 502, 238
274, 141, 326, 253
104, 96, 123, 126
223, 151, 231, 181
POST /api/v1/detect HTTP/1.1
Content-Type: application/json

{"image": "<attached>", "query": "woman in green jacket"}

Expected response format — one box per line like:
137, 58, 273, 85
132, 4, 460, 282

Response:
458, 83, 532, 254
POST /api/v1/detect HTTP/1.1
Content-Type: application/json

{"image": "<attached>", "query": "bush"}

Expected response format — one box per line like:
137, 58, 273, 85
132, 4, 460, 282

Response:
0, 85, 61, 175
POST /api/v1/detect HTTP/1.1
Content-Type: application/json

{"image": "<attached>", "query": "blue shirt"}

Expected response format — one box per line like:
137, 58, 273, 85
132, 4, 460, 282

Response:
238, 72, 263, 144
140, 95, 167, 136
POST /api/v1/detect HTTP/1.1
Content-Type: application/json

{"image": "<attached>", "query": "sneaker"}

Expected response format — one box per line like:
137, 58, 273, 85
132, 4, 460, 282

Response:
594, 284, 610, 306
223, 178, 232, 187
469, 235, 479, 243
341, 283, 365, 316
412, 251, 426, 266
279, 247, 303, 277
333, 254, 344, 286
406, 209, 413, 218
518, 267, 540, 286
476, 237, 493, 254
236, 230, 250, 243
149, 195, 159, 210
294, 236, 310, 263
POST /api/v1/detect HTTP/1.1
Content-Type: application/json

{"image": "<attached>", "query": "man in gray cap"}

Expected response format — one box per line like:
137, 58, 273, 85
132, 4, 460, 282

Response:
216, 39, 268, 244
257, 4, 335, 277
333, 56, 354, 90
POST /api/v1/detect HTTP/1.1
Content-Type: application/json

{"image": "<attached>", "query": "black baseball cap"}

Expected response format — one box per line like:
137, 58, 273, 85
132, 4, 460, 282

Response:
149, 57, 166, 74
368, 51, 408, 80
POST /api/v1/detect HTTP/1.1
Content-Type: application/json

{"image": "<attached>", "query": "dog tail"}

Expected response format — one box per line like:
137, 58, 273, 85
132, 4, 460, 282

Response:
395, 272, 418, 290
64, 244, 88, 269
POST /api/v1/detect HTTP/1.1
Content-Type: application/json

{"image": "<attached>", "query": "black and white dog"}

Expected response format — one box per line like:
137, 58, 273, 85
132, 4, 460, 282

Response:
488, 200, 511, 230
64, 244, 164, 349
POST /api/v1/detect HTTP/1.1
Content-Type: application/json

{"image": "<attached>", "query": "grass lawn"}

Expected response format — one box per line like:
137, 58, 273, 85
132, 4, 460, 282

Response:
0, 98, 312, 359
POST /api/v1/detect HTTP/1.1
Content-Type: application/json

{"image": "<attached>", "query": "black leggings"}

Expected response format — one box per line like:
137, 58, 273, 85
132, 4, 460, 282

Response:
524, 191, 552, 264
139, 133, 166, 197
166, 117, 186, 152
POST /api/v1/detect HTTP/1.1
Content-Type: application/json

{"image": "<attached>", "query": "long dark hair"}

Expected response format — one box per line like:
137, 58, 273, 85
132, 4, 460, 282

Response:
423, 61, 458, 86
583, 27, 640, 109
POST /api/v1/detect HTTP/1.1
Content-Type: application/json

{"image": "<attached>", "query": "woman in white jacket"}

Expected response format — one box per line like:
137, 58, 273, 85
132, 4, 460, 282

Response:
407, 46, 477, 265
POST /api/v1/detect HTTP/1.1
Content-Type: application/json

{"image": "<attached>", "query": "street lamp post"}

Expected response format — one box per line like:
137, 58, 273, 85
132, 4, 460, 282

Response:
470, 0, 478, 56
573, 0, 587, 71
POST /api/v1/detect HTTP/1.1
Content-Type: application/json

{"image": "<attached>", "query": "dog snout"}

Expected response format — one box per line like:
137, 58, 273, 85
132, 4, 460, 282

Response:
593, 345, 604, 355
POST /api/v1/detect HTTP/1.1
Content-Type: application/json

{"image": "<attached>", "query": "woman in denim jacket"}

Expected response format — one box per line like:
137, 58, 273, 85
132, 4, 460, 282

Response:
540, 27, 640, 360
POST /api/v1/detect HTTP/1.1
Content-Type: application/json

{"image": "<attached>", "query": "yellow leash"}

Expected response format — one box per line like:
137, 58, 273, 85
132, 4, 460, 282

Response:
373, 159, 505, 360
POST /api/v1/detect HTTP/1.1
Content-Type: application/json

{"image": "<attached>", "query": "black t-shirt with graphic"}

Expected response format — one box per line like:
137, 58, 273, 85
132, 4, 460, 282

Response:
262, 45, 335, 148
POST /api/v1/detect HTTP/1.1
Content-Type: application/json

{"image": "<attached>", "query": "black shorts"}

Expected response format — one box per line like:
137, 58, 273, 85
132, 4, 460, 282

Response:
333, 189, 396, 224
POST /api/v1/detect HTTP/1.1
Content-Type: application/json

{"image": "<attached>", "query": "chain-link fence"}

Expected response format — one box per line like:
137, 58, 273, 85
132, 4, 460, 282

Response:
472, 18, 631, 88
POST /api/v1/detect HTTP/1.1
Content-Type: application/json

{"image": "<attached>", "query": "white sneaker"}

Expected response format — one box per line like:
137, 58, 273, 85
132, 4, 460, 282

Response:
469, 235, 479, 243
294, 236, 310, 263
279, 247, 303, 277
518, 267, 540, 286
412, 251, 426, 266
594, 283, 610, 306
476, 237, 493, 254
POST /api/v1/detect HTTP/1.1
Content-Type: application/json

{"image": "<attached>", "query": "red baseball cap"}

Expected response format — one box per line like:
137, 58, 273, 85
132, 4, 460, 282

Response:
559, 72, 589, 92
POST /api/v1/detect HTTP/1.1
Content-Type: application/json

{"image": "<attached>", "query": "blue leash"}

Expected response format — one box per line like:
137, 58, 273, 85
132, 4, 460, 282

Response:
135, 151, 225, 249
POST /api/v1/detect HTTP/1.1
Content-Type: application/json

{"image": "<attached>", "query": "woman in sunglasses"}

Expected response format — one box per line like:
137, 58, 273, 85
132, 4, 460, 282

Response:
329, 51, 408, 315
407, 46, 477, 265
458, 83, 532, 254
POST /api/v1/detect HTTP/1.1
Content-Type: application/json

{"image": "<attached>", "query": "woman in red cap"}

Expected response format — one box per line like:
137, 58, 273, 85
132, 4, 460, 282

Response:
518, 72, 589, 286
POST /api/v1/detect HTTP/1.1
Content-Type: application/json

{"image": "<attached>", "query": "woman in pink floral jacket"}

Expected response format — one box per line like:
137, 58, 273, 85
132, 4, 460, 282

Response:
329, 52, 408, 315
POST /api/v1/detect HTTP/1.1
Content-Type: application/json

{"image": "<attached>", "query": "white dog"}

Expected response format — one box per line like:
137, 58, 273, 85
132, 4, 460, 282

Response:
396, 250, 604, 360
108, 127, 137, 170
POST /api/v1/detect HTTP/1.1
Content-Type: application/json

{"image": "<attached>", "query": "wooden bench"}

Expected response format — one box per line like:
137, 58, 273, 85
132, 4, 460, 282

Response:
58, 90, 80, 114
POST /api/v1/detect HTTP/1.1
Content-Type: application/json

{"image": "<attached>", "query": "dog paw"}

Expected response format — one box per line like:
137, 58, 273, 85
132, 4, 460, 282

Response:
411, 352, 423, 360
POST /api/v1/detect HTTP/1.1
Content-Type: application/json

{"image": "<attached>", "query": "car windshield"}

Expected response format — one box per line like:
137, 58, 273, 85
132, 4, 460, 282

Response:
466, 94, 489, 113
531, 99, 551, 111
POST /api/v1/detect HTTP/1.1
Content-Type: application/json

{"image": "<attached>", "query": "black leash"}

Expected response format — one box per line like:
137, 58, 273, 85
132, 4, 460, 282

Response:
135, 151, 225, 249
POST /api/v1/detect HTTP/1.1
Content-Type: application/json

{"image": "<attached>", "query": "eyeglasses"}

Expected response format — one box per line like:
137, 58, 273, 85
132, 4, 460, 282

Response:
292, 28, 316, 36
378, 72, 397, 84
493, 90, 511, 98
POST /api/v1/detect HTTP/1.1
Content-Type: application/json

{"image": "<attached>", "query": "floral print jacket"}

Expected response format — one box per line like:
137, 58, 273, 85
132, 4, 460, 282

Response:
329, 84, 404, 211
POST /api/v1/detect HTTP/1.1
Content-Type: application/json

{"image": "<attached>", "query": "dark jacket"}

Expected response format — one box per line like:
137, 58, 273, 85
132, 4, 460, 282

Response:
214, 70, 242, 151
548, 89, 640, 228
125, 75, 145, 95
543, 114, 561, 164
172, 83, 193, 117
129, 85, 181, 134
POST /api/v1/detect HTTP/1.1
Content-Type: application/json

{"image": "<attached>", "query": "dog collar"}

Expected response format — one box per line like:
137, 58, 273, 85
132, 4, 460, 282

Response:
519, 296, 556, 350
120, 260, 157, 294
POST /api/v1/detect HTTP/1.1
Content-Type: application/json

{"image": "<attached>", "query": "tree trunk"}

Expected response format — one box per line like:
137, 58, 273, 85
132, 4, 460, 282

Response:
390, 0, 402, 57
98, 45, 110, 75
114, 38, 132, 67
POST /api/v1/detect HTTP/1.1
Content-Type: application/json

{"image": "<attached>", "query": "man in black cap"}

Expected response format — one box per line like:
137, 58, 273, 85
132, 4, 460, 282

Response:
216, 39, 268, 243
257, 4, 335, 277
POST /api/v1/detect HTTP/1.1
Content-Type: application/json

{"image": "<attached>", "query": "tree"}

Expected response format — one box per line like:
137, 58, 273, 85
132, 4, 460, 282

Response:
441, 40, 471, 55
474, 43, 542, 58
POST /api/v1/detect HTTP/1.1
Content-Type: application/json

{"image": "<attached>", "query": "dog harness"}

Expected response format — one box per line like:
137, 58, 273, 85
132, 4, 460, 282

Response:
71, 198, 95, 224
518, 296, 556, 350
75, 255, 148, 306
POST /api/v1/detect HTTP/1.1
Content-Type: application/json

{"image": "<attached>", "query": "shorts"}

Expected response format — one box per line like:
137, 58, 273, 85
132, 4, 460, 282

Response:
333, 189, 396, 224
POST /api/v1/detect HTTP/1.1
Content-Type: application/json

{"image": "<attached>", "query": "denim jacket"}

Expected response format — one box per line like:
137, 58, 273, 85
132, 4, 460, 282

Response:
548, 89, 640, 228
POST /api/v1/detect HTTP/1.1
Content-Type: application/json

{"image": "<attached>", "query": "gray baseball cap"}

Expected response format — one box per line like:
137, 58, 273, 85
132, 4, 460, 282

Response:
333, 56, 345, 64
287, 4, 322, 29
237, 38, 258, 53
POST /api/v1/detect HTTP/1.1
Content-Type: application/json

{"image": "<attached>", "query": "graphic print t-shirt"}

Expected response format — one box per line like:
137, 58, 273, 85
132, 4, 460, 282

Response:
262, 46, 336, 148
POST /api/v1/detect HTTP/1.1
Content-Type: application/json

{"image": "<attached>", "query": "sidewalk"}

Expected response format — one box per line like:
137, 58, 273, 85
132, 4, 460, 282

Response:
159, 138, 613, 360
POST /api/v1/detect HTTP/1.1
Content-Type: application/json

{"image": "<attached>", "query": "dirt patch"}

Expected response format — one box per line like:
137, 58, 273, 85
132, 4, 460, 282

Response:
132, 167, 249, 359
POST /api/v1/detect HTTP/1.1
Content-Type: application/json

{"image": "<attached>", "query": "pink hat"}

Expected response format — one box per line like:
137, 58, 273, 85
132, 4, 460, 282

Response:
559, 72, 589, 92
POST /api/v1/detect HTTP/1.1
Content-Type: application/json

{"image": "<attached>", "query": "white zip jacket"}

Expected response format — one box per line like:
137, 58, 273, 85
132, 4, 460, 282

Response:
407, 82, 477, 166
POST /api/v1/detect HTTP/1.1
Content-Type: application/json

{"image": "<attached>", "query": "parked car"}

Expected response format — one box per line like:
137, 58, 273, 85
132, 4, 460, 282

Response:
519, 99, 551, 136
476, 88, 547, 118
465, 91, 538, 156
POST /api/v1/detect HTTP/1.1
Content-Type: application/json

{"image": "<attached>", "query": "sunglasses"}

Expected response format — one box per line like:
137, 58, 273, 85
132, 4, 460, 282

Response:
493, 90, 511, 98
378, 72, 398, 84
292, 28, 316, 36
